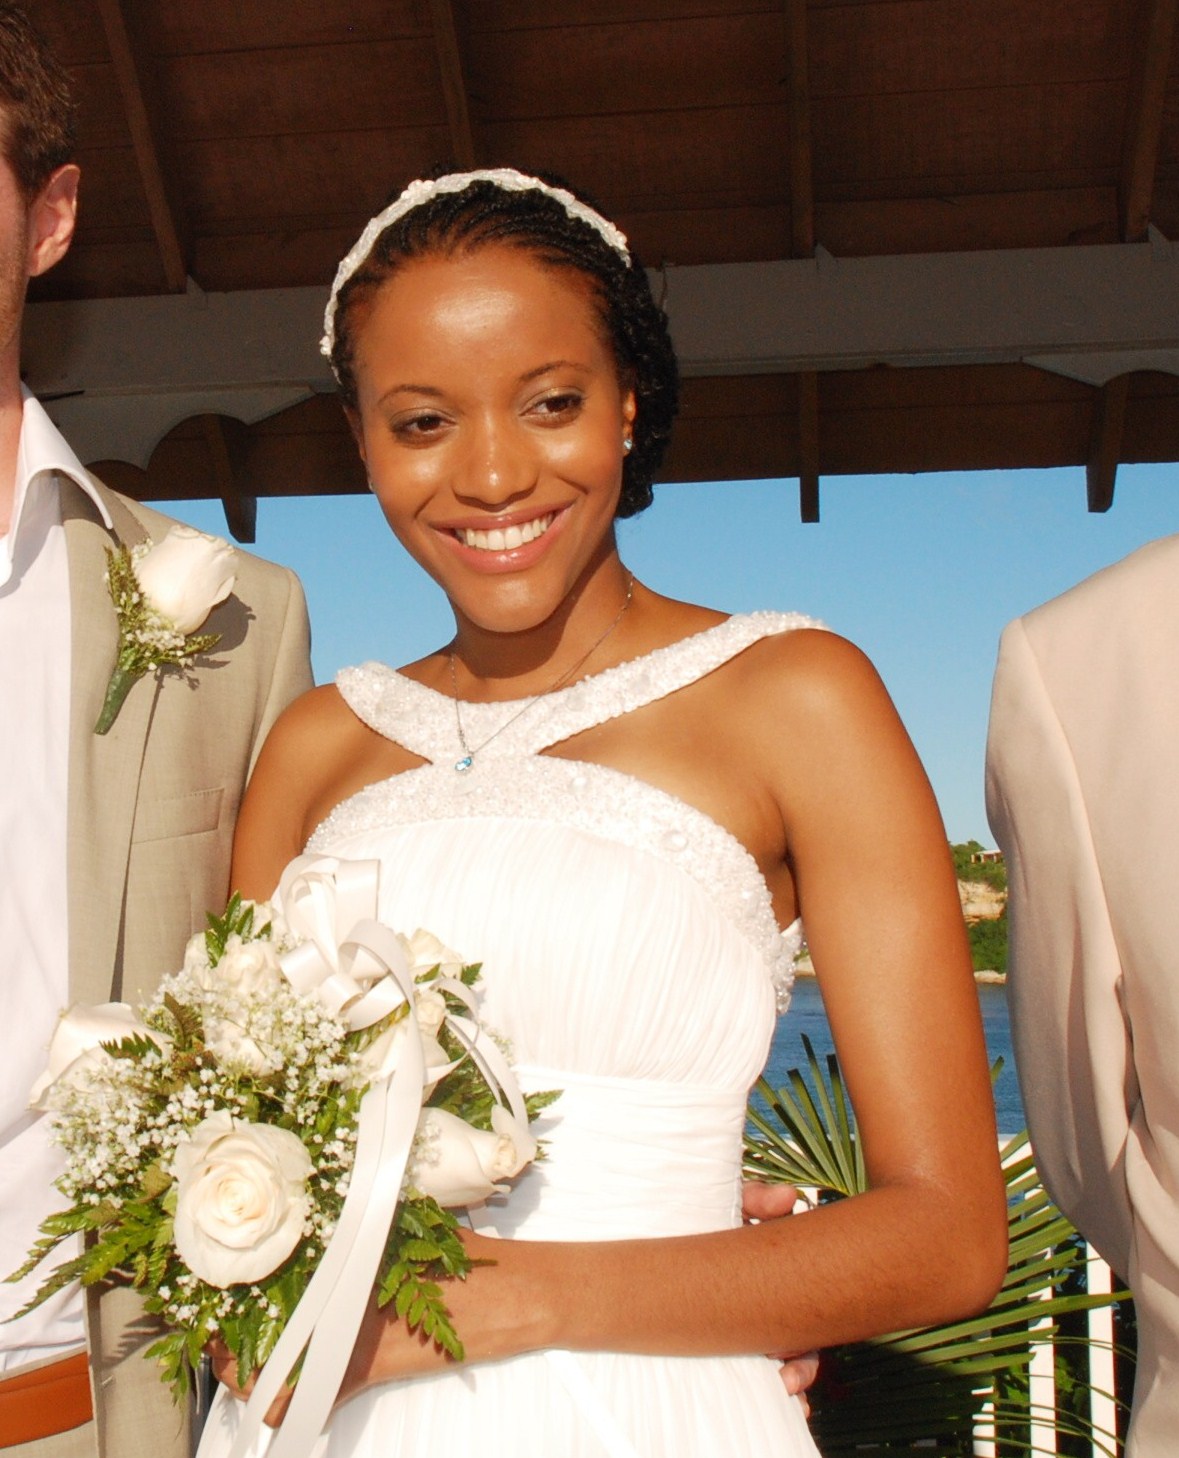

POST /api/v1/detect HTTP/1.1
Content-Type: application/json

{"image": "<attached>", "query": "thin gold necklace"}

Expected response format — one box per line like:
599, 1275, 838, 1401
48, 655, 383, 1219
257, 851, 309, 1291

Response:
447, 575, 635, 774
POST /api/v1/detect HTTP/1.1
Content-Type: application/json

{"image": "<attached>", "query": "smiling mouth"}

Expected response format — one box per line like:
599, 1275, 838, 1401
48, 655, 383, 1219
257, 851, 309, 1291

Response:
454, 512, 557, 552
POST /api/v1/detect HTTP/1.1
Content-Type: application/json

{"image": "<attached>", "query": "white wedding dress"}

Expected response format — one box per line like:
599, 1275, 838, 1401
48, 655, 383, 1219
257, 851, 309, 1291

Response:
201, 612, 822, 1458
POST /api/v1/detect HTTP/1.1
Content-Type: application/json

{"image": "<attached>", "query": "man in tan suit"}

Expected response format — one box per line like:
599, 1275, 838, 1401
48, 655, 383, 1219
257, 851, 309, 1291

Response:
986, 534, 1179, 1457
0, 8, 312, 1453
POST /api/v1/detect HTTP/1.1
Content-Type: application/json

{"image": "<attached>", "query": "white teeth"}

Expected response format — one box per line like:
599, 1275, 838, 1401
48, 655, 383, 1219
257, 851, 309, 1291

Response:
458, 513, 555, 551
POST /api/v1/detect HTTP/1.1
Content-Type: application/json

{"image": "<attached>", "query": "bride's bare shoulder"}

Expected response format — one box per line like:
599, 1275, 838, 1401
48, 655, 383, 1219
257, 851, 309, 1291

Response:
235, 685, 391, 896
723, 625, 909, 773
270, 682, 362, 744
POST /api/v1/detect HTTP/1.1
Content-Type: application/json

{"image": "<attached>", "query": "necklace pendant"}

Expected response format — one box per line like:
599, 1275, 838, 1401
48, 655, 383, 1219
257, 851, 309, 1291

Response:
454, 754, 474, 774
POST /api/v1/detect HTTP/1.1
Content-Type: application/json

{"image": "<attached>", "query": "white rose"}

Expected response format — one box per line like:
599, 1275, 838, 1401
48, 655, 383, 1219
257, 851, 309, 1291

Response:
172, 1111, 312, 1287
182, 930, 212, 977
30, 1003, 170, 1110
409, 1106, 537, 1208
134, 526, 235, 635
413, 987, 447, 1040
204, 1019, 279, 1078
209, 936, 283, 997
258, 903, 292, 951
402, 929, 466, 980
355, 1015, 450, 1088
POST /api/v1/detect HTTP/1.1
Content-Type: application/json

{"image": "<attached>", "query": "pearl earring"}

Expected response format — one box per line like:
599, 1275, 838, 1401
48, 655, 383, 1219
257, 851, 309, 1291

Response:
623, 436, 634, 454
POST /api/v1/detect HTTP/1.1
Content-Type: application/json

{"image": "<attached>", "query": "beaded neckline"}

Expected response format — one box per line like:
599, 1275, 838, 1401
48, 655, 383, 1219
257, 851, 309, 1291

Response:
328, 610, 823, 1010
341, 611, 821, 767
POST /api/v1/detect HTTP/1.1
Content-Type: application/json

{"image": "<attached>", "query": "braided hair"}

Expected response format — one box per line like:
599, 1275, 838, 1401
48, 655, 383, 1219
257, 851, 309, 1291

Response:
330, 173, 678, 519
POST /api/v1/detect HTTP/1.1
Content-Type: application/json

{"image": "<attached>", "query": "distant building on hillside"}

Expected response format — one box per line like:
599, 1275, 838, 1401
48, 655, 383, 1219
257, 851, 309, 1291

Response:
971, 849, 1004, 865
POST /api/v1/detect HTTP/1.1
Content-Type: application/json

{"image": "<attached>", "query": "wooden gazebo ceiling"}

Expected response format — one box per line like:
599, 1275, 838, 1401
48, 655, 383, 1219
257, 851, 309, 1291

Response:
21, 0, 1179, 535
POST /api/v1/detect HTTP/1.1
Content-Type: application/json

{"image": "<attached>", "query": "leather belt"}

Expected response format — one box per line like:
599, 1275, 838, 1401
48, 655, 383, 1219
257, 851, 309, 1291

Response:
0, 1352, 92, 1447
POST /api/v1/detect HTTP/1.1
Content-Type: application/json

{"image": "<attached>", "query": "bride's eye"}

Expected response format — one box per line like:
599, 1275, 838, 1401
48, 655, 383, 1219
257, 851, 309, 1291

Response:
528, 391, 584, 423
392, 410, 450, 442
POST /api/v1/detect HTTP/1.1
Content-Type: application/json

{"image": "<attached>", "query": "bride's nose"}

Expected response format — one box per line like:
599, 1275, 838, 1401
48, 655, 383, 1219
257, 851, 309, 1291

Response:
454, 418, 538, 507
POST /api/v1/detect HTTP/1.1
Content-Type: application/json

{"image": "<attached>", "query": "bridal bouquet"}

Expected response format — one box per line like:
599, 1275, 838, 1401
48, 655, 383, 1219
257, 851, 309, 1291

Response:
12, 855, 548, 1457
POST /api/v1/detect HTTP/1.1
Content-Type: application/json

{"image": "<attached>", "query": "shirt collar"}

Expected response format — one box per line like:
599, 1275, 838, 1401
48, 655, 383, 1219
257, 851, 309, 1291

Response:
1, 392, 113, 581
16, 390, 112, 525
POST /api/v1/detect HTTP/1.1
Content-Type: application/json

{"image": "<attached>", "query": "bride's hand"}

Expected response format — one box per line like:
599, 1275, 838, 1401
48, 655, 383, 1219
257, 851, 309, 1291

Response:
336, 1230, 543, 1403
206, 1336, 294, 1429
741, 1182, 821, 1415
206, 1232, 527, 1423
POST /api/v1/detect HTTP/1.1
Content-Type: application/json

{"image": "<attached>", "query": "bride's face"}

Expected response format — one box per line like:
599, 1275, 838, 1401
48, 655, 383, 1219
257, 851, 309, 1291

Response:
347, 244, 636, 637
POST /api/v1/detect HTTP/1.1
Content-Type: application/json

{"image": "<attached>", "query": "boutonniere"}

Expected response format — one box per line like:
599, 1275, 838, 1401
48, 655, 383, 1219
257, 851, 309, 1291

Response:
94, 525, 237, 734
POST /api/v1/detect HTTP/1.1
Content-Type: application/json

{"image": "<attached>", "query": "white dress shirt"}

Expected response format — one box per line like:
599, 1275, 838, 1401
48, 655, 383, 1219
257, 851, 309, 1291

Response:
0, 393, 112, 1373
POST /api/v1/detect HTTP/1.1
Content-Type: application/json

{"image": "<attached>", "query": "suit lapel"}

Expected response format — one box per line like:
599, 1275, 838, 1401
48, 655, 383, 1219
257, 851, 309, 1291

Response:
63, 481, 158, 1004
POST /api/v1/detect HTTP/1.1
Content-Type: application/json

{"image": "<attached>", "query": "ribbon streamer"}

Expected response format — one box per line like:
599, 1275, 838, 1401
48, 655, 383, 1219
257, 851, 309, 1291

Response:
205, 855, 523, 1458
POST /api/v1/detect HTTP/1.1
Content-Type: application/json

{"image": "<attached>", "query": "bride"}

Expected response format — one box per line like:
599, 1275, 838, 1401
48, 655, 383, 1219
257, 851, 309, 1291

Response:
203, 168, 1006, 1456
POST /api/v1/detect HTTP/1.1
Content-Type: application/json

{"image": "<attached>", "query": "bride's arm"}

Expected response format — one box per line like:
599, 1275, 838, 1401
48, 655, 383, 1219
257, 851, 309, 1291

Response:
231, 685, 388, 899
334, 629, 1008, 1392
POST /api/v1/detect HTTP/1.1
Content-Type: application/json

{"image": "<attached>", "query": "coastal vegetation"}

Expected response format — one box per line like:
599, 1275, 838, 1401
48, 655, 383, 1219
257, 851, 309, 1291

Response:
953, 841, 1008, 976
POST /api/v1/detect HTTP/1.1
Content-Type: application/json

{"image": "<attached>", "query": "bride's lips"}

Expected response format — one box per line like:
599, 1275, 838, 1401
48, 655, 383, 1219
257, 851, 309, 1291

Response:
434, 505, 571, 573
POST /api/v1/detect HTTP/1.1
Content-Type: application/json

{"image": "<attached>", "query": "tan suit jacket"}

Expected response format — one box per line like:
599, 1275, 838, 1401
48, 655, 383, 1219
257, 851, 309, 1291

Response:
44, 478, 312, 1458
986, 534, 1179, 1458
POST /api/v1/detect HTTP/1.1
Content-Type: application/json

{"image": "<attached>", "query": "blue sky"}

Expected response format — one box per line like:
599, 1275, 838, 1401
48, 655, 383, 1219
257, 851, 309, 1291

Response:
161, 459, 1178, 844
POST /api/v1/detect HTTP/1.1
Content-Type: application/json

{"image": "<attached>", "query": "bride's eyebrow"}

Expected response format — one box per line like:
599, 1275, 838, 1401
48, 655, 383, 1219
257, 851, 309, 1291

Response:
377, 384, 446, 406
519, 360, 591, 383
376, 361, 592, 407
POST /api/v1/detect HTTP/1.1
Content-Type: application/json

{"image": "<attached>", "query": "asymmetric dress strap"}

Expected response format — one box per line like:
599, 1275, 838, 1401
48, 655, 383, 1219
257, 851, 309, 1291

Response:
338, 610, 821, 768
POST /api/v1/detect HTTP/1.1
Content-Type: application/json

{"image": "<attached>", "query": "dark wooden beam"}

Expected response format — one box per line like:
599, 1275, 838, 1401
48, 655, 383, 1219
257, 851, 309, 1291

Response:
798, 371, 820, 522
1119, 0, 1179, 242
785, 0, 819, 519
1090, 0, 1177, 509
784, 0, 815, 259
1086, 375, 1130, 513
94, 0, 189, 292
200, 415, 257, 543
428, 0, 477, 170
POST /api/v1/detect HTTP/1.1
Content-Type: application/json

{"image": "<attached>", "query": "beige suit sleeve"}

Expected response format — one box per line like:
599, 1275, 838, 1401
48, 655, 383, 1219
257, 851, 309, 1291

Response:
247, 565, 313, 772
985, 617, 1135, 1280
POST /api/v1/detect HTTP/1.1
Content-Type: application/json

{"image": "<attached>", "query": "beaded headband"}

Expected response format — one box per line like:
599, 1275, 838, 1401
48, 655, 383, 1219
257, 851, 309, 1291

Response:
319, 167, 632, 361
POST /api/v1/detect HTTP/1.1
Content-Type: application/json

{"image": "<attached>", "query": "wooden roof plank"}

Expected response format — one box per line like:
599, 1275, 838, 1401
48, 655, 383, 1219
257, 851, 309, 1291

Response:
145, 2, 429, 54
808, 0, 1132, 95
469, 1, 781, 31
173, 128, 454, 222
154, 41, 445, 141
466, 12, 790, 117
428, 0, 478, 168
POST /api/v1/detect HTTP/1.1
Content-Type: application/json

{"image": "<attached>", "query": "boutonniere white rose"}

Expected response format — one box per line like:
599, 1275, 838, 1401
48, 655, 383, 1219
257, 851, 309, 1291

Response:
95, 525, 236, 734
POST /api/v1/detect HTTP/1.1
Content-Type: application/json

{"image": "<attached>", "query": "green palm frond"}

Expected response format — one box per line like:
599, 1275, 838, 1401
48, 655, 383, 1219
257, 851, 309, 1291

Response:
745, 1038, 1132, 1455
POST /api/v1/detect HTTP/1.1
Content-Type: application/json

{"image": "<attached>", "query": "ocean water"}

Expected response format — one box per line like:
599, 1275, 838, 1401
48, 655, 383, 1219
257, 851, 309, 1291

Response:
761, 978, 1025, 1141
